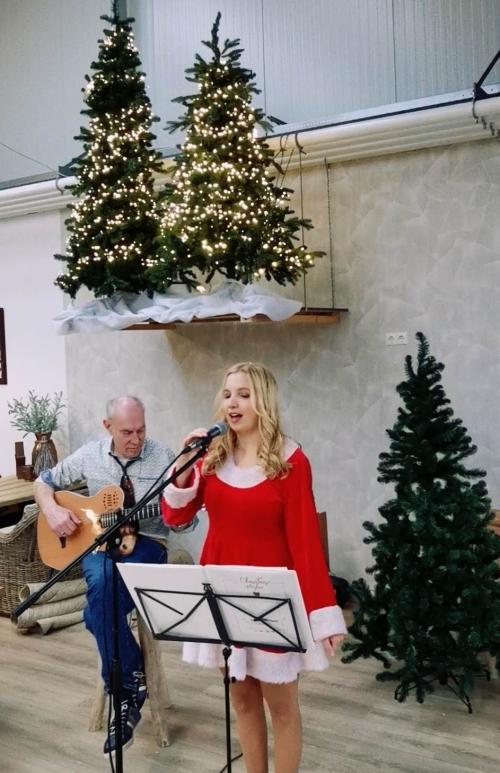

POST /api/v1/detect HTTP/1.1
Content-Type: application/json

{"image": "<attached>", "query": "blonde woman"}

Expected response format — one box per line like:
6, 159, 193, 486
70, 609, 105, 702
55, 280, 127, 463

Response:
162, 362, 346, 773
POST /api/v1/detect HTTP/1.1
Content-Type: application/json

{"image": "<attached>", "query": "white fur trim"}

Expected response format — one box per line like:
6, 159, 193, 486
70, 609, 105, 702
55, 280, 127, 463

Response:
216, 438, 299, 489
217, 457, 265, 488
163, 466, 200, 508
182, 639, 331, 683
310, 605, 348, 640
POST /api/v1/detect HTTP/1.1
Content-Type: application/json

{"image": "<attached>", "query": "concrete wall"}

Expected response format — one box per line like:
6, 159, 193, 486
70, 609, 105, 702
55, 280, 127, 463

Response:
0, 0, 109, 183
2, 0, 500, 182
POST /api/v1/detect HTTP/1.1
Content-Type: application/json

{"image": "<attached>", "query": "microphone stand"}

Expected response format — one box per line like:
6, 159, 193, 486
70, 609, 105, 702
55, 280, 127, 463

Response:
12, 441, 210, 773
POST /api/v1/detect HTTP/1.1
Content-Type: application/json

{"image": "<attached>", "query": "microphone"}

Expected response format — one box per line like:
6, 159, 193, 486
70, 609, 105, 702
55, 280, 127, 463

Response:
181, 421, 228, 454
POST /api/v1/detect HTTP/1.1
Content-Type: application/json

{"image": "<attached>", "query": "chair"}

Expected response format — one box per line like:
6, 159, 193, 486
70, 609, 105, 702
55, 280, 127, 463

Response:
489, 509, 500, 537
316, 511, 330, 569
0, 503, 83, 617
0, 503, 77, 616
89, 544, 194, 747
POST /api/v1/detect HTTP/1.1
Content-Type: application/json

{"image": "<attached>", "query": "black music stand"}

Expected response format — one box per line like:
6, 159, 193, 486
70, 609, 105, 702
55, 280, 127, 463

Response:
118, 563, 314, 772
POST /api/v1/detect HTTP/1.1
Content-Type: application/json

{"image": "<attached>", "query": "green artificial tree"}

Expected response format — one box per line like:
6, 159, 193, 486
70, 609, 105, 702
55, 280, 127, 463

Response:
149, 12, 323, 291
55, 2, 174, 298
343, 332, 500, 710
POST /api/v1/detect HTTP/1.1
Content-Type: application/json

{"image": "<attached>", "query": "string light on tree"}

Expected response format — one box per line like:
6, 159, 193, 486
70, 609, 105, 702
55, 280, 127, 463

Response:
54, 2, 179, 298
148, 12, 323, 291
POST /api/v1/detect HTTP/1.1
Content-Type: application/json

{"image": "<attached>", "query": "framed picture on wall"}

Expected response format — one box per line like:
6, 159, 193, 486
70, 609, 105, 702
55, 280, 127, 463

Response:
0, 308, 7, 385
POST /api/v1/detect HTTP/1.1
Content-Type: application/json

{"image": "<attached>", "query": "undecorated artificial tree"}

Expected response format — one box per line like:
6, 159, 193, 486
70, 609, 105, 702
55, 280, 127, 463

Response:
343, 332, 500, 709
55, 2, 172, 298
149, 12, 323, 291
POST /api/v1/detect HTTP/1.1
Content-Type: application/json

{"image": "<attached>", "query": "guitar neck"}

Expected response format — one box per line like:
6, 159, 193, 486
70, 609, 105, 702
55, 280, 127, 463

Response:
100, 502, 161, 529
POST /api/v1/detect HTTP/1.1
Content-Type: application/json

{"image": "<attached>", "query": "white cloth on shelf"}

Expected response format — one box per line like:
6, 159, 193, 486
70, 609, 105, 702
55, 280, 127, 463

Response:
54, 280, 302, 334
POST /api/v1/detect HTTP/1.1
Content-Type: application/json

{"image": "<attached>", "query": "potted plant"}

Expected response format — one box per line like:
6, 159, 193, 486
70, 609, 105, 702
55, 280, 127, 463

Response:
8, 391, 64, 476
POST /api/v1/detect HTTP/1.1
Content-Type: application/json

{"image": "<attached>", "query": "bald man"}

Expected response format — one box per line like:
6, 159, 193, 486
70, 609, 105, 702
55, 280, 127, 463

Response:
34, 396, 177, 754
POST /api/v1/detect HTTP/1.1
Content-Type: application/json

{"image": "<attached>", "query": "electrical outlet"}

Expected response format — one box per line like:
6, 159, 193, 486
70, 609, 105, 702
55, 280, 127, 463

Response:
385, 332, 408, 346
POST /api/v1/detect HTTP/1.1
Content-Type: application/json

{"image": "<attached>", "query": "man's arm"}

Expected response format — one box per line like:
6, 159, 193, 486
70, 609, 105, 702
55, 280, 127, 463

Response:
33, 478, 81, 538
33, 448, 87, 538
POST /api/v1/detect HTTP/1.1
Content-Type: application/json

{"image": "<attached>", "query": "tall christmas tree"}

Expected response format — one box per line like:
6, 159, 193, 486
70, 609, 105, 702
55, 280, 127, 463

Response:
55, 2, 170, 298
343, 333, 500, 709
149, 13, 323, 291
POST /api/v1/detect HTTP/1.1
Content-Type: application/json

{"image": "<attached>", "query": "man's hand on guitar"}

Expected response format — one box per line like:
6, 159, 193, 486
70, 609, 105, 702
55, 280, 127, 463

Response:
37, 485, 162, 569
44, 503, 80, 539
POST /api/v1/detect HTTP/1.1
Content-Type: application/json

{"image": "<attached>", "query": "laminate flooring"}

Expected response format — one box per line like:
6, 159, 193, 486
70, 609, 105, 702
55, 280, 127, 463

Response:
0, 616, 499, 773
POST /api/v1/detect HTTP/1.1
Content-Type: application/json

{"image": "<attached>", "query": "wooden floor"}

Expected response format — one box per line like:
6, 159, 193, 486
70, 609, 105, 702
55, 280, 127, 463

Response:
1, 615, 499, 773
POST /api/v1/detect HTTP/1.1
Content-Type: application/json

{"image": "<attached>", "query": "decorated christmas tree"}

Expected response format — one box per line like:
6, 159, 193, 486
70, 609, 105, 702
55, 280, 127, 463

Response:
55, 2, 171, 298
149, 13, 323, 291
343, 333, 500, 709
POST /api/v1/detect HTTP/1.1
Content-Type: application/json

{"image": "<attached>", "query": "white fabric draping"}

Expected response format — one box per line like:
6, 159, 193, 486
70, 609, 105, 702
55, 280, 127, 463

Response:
54, 280, 302, 334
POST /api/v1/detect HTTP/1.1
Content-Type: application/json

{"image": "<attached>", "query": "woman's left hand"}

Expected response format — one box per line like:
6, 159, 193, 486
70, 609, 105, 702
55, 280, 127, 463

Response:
321, 634, 346, 657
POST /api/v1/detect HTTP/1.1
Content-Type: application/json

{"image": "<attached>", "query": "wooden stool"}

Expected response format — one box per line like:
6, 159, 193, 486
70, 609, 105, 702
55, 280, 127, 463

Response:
89, 612, 172, 747
88, 546, 194, 746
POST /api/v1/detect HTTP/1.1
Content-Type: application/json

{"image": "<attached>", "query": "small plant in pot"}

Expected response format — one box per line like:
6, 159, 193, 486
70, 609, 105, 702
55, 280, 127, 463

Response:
8, 391, 64, 476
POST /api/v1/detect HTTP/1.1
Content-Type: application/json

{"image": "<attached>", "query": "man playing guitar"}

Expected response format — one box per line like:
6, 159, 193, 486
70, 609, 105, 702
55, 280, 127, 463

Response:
34, 395, 180, 754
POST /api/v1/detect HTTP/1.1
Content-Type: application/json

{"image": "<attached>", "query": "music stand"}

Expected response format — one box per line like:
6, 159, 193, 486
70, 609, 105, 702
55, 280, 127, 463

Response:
118, 563, 314, 772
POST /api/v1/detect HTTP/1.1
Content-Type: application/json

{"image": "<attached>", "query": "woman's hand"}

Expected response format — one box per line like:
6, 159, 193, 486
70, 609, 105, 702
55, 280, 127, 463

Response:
321, 634, 346, 657
175, 427, 209, 487
180, 427, 210, 461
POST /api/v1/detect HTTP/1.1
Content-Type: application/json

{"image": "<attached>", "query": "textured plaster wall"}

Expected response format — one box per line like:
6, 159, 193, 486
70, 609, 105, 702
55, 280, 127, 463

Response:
0, 210, 69, 476
63, 137, 500, 581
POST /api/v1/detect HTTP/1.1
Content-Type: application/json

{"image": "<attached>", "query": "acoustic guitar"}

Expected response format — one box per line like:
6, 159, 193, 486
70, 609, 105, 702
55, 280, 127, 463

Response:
37, 485, 162, 570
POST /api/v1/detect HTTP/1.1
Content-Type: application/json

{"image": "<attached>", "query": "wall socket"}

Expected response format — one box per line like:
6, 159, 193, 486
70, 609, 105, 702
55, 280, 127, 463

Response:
385, 331, 408, 346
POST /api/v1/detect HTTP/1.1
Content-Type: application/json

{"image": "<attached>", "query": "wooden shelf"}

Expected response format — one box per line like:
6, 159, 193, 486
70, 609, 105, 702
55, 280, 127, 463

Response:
125, 307, 348, 330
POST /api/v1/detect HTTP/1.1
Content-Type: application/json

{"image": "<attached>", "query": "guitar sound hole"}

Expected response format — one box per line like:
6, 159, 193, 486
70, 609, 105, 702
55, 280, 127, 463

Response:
104, 494, 121, 510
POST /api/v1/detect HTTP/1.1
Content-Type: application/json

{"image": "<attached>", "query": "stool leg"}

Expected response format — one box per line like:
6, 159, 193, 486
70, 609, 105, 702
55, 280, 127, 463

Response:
89, 662, 106, 731
138, 618, 171, 747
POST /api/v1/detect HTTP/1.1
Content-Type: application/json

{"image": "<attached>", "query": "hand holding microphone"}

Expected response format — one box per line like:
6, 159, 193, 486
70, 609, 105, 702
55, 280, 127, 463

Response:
180, 421, 228, 454
175, 421, 228, 487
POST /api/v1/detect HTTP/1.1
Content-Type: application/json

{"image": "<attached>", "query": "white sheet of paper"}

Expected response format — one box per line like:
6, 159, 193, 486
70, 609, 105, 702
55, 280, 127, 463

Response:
117, 563, 220, 640
118, 563, 314, 650
203, 564, 314, 650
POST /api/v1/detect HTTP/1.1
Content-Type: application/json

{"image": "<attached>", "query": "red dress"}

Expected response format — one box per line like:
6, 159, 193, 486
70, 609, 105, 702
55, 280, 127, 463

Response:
162, 441, 346, 683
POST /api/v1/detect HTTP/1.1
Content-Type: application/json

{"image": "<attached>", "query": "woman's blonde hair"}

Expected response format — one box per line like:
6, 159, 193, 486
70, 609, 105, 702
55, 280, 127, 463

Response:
202, 362, 290, 478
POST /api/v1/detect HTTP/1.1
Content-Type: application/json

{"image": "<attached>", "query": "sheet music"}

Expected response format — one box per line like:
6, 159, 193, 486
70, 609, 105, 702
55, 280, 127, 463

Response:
204, 565, 314, 650
118, 563, 314, 651
118, 564, 220, 640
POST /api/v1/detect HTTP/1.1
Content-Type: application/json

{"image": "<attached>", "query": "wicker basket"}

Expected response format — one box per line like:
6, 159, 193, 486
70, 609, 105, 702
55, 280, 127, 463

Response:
0, 503, 82, 616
